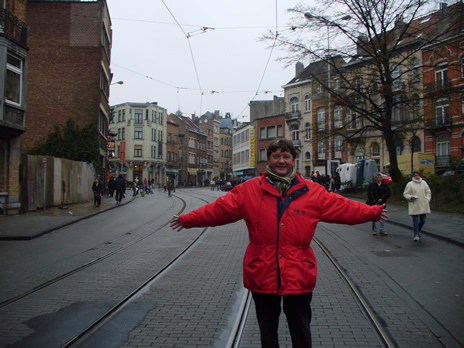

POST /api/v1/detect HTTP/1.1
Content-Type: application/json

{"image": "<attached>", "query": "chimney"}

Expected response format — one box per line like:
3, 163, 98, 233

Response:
295, 62, 304, 77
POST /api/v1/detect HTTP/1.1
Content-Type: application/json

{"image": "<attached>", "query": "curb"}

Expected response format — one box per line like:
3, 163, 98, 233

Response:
0, 196, 136, 241
387, 219, 464, 248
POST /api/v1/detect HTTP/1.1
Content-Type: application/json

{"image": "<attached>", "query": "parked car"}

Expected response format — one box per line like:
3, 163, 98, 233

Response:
222, 182, 233, 191
379, 172, 392, 184
442, 170, 455, 176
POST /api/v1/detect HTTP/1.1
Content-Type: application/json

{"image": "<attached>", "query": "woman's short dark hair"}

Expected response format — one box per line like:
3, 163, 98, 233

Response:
267, 138, 296, 159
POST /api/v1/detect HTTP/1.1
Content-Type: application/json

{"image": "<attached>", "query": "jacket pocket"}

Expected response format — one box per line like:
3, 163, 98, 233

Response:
243, 245, 275, 291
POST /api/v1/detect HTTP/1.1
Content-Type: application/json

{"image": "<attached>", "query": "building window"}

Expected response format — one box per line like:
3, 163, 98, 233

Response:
134, 109, 143, 124
411, 57, 420, 82
304, 95, 311, 112
435, 65, 448, 87
317, 83, 323, 94
267, 126, 276, 138
412, 136, 421, 153
260, 127, 266, 139
290, 124, 299, 141
394, 138, 403, 156
437, 135, 450, 157
277, 125, 283, 137
371, 142, 380, 156
134, 145, 142, 157
98, 110, 107, 135
100, 69, 109, 97
290, 97, 299, 112
392, 96, 404, 122
134, 127, 143, 139
346, 110, 355, 130
151, 146, 156, 158
317, 139, 326, 160
304, 122, 311, 141
305, 151, 311, 161
5, 53, 23, 106
436, 99, 450, 126
334, 136, 343, 158
334, 105, 342, 128
317, 107, 325, 130
259, 149, 266, 161
461, 58, 464, 78
392, 63, 402, 90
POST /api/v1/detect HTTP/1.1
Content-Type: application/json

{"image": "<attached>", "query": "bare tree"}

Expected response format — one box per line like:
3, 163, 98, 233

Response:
263, 0, 461, 181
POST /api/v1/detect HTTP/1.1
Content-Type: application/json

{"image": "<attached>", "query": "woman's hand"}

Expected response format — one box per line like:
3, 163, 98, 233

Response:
170, 215, 184, 232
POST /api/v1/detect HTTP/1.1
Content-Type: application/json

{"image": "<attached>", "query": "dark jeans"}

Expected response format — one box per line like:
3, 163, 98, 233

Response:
412, 214, 426, 236
115, 189, 124, 203
252, 291, 313, 348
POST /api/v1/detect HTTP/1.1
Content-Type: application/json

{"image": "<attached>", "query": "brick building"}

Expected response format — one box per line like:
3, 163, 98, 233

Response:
24, 0, 113, 179
0, 0, 28, 214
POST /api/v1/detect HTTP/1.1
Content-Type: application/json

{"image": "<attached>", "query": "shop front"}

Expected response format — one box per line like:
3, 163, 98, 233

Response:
187, 167, 197, 186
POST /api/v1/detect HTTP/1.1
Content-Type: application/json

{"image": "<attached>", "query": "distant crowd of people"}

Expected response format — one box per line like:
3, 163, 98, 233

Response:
309, 170, 342, 194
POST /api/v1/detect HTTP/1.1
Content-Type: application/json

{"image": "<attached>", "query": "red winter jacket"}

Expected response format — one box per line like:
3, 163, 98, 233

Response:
179, 172, 383, 295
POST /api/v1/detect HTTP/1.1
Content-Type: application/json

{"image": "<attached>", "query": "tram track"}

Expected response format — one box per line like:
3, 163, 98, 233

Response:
0, 194, 209, 310
227, 240, 396, 348
2, 189, 455, 347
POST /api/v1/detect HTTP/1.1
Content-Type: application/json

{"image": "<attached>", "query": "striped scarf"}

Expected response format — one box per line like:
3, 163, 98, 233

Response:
266, 165, 297, 197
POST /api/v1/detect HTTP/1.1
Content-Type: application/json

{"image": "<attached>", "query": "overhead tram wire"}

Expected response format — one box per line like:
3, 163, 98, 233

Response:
161, 0, 204, 115
237, 0, 280, 120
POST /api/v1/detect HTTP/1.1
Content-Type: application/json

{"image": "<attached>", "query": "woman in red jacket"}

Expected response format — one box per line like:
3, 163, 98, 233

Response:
170, 139, 387, 348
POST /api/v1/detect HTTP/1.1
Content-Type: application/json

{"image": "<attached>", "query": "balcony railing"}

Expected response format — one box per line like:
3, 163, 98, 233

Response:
436, 155, 450, 167
424, 81, 453, 95
292, 139, 301, 147
436, 117, 451, 127
285, 110, 301, 120
0, 9, 28, 47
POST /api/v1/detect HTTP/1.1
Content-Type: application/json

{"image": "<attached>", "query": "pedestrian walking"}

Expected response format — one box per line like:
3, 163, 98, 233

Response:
91, 178, 103, 206
210, 179, 215, 191
333, 172, 341, 194
132, 181, 137, 197
403, 171, 431, 241
367, 173, 391, 235
170, 138, 388, 347
114, 174, 125, 204
107, 177, 115, 197
167, 180, 174, 197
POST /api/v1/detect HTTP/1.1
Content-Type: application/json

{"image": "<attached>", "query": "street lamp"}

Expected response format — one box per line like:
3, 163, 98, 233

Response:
111, 80, 124, 85
304, 13, 351, 176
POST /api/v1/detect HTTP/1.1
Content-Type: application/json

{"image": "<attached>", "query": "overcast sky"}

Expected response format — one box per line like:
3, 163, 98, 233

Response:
107, 0, 307, 121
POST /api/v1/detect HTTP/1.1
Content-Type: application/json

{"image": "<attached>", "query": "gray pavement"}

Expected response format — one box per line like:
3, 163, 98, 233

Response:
1, 190, 463, 246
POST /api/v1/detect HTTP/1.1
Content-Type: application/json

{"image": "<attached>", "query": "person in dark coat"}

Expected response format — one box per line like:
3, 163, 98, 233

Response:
367, 173, 391, 235
114, 174, 125, 204
333, 172, 341, 194
107, 177, 115, 197
167, 180, 174, 197
92, 178, 103, 206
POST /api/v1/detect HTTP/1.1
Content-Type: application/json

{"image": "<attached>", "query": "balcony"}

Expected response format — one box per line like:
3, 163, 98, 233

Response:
424, 81, 453, 96
0, 105, 26, 138
0, 9, 28, 48
292, 139, 301, 147
285, 110, 301, 120
436, 155, 450, 168
436, 117, 451, 127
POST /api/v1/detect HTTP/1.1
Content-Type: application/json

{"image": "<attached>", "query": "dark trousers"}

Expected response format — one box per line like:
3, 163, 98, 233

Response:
252, 291, 312, 348
115, 189, 124, 203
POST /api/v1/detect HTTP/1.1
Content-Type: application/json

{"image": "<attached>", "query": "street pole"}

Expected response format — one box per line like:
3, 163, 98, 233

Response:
327, 24, 331, 176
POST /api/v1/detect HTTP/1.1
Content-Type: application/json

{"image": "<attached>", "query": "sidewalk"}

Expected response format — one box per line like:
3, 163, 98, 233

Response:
0, 194, 135, 240
0, 190, 463, 246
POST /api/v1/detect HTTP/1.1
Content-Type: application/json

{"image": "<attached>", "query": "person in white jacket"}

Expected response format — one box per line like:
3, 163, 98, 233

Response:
403, 171, 432, 241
